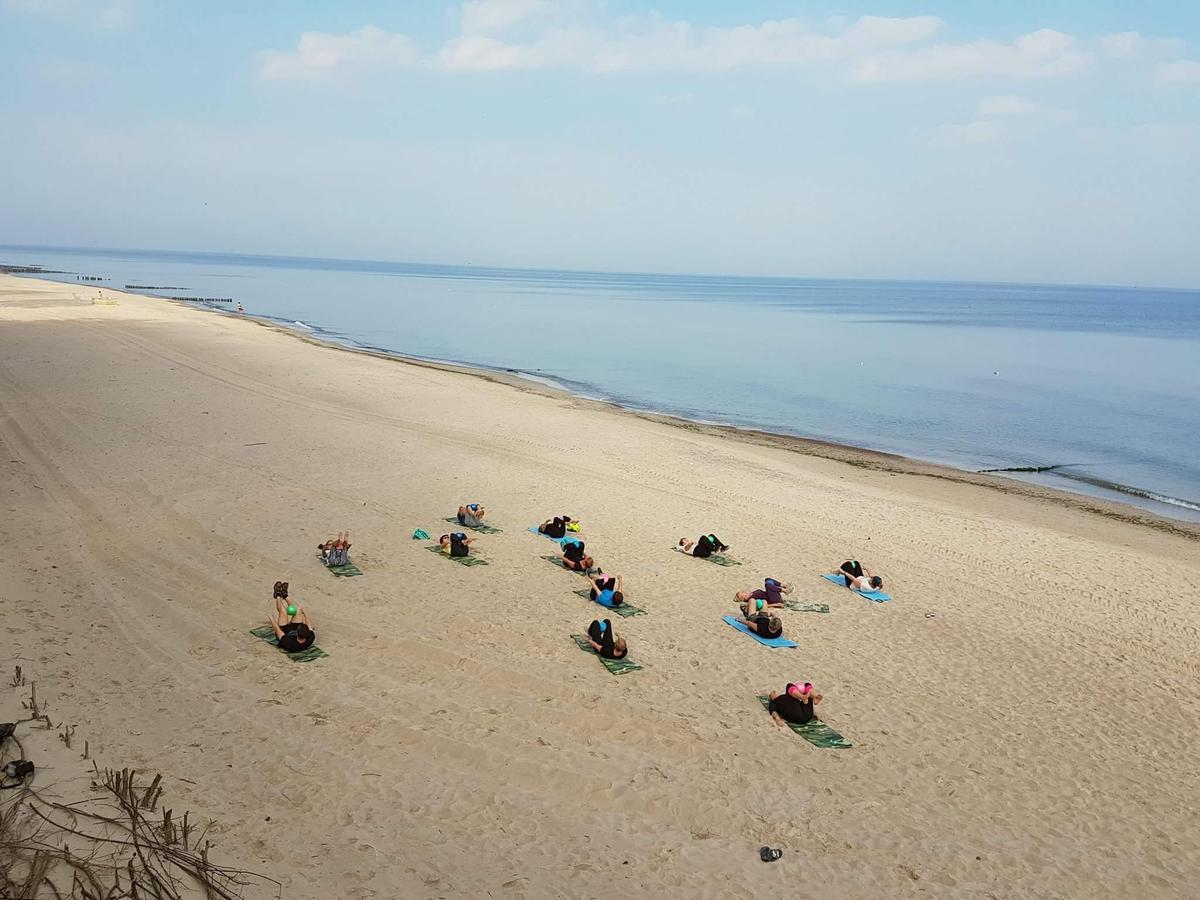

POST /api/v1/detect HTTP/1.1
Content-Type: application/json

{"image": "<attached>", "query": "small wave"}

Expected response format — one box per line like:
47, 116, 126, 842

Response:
293, 320, 313, 329
1051, 470, 1200, 513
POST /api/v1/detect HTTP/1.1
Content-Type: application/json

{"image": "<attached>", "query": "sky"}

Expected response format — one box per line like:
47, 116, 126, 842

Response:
1, 1, 1198, 287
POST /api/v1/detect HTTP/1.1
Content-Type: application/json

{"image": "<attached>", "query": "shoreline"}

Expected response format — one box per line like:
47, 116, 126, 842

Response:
8, 261, 1199, 530
9, 270, 1200, 539
198, 293, 1200, 542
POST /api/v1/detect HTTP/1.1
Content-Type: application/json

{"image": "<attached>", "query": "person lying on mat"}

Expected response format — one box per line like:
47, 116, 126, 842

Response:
676, 534, 729, 558
587, 618, 628, 660
561, 538, 594, 572
736, 578, 792, 612
736, 607, 785, 639
586, 571, 625, 608
268, 599, 316, 652
830, 561, 883, 592
457, 503, 486, 526
439, 532, 474, 558
768, 682, 822, 727
537, 515, 574, 539
318, 532, 352, 566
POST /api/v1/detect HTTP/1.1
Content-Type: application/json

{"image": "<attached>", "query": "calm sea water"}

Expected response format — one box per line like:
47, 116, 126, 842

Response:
5, 244, 1199, 522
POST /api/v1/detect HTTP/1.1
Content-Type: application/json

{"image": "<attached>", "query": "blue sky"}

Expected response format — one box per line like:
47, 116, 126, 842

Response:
2, 1, 1198, 286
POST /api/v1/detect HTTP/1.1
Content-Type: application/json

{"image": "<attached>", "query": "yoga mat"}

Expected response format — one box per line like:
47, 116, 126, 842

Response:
541, 555, 588, 574
757, 695, 851, 749
445, 517, 502, 534
325, 562, 363, 577
821, 573, 891, 602
572, 588, 646, 617
785, 600, 830, 613
249, 625, 328, 663
722, 615, 797, 648
426, 545, 489, 566
677, 548, 741, 566
570, 634, 642, 676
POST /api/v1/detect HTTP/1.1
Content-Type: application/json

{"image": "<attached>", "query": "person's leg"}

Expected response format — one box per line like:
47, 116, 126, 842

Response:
275, 597, 290, 623
588, 620, 603, 643
764, 579, 783, 604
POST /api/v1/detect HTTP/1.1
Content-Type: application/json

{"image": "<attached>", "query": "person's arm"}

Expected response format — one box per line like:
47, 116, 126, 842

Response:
297, 606, 312, 627
615, 575, 623, 591
266, 612, 284, 639
770, 711, 785, 727
587, 638, 603, 652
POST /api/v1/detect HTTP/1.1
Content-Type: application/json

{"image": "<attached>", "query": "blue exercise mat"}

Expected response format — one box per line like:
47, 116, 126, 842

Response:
721, 615, 797, 648
821, 573, 891, 602
528, 526, 578, 545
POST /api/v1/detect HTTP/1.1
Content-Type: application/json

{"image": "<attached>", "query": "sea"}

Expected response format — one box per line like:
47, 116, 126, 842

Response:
4, 244, 1199, 523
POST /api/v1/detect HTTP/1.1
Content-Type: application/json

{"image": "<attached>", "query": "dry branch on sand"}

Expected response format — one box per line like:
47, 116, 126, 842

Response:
1, 680, 279, 899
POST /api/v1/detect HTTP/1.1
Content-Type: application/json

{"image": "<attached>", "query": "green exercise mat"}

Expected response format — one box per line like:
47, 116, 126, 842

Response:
249, 625, 328, 663
785, 600, 830, 613
571, 634, 642, 676
541, 554, 588, 574
756, 695, 850, 748
325, 562, 363, 577
706, 554, 742, 566
572, 588, 646, 617
426, 545, 489, 566
443, 517, 502, 534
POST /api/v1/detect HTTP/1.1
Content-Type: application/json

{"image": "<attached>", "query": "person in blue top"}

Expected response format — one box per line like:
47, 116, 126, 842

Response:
585, 571, 624, 608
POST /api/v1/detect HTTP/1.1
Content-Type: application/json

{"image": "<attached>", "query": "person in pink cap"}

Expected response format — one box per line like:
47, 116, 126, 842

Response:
767, 682, 823, 726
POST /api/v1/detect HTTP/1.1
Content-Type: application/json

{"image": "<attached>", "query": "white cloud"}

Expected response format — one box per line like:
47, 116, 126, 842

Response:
1155, 59, 1200, 85
852, 29, 1090, 83
259, 8, 1097, 83
259, 26, 421, 81
845, 15, 942, 46
978, 94, 1038, 117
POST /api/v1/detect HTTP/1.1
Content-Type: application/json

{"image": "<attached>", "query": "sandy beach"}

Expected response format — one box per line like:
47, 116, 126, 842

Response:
2, 273, 1198, 899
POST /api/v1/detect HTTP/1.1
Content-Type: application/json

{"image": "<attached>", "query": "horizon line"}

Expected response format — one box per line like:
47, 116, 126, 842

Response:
2, 241, 1198, 295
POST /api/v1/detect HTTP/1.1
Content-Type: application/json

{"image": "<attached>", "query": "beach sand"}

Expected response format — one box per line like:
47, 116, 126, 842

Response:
2, 273, 1198, 899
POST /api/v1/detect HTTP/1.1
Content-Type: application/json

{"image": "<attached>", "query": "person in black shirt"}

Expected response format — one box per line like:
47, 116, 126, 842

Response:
586, 619, 628, 660
676, 534, 729, 558
561, 538, 594, 572
768, 682, 822, 726
736, 607, 784, 639
268, 599, 316, 653
439, 532, 474, 558
537, 515, 573, 539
